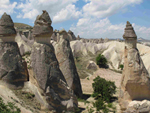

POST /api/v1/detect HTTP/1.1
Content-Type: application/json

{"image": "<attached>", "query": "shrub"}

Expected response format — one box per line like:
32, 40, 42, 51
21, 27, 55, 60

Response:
0, 97, 21, 113
96, 54, 107, 68
92, 76, 116, 102
119, 64, 124, 70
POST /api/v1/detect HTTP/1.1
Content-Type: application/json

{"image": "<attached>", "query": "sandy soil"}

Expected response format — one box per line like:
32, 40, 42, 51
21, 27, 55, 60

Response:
79, 68, 122, 113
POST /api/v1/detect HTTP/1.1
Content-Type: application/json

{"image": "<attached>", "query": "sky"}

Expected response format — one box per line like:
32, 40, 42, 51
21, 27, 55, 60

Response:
0, 0, 150, 39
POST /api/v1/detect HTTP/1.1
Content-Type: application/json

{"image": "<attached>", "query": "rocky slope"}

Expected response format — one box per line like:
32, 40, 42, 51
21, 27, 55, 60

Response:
70, 40, 150, 75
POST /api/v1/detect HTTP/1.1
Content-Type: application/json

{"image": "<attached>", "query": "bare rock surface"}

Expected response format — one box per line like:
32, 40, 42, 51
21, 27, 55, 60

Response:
15, 33, 33, 55
70, 40, 150, 75
124, 100, 150, 113
68, 30, 76, 41
55, 29, 82, 97
32, 10, 53, 38
0, 12, 16, 36
86, 61, 98, 70
30, 11, 78, 112
0, 12, 29, 88
119, 21, 150, 111
0, 42, 29, 87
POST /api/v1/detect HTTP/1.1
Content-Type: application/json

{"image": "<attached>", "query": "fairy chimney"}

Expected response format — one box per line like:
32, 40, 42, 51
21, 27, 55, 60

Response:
119, 21, 150, 111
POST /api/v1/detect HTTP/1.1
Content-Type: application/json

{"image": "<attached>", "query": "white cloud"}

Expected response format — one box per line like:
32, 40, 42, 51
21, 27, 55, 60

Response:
70, 18, 150, 40
53, 4, 82, 23
132, 24, 150, 39
69, 0, 150, 39
82, 0, 143, 18
71, 18, 125, 39
16, 0, 81, 23
0, 0, 17, 16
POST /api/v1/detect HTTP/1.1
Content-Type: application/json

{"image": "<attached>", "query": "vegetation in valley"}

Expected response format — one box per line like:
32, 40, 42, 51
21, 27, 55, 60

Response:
12, 90, 41, 112
0, 97, 21, 113
86, 76, 117, 113
96, 54, 108, 68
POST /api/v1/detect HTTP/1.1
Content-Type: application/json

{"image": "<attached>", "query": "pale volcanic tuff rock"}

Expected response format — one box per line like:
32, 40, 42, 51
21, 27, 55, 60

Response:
55, 29, 82, 97
76, 35, 81, 40
32, 10, 53, 44
119, 21, 150, 112
31, 11, 77, 112
68, 30, 76, 41
0, 12, 29, 88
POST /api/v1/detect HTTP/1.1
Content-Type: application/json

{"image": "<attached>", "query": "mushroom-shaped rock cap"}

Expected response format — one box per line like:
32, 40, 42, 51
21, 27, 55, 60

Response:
32, 10, 53, 37
0, 12, 16, 36
35, 10, 52, 26
59, 29, 68, 35
123, 21, 137, 39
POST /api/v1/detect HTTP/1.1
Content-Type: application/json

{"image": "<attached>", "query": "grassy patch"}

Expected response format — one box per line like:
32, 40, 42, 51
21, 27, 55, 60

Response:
12, 90, 41, 112
0, 97, 21, 113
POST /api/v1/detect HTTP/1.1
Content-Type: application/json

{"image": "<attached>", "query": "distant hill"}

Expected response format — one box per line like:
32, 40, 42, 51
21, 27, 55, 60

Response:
137, 37, 150, 42
14, 23, 32, 28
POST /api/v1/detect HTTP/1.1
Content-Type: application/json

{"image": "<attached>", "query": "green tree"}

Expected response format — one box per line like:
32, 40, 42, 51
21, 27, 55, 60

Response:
96, 54, 107, 68
92, 76, 116, 102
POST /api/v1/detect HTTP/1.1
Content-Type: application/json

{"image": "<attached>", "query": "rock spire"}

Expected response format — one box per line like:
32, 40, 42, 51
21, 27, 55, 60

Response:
0, 12, 29, 88
31, 11, 77, 112
119, 21, 150, 112
55, 29, 83, 97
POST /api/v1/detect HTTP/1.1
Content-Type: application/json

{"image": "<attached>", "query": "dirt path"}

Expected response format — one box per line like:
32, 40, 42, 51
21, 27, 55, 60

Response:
79, 68, 122, 113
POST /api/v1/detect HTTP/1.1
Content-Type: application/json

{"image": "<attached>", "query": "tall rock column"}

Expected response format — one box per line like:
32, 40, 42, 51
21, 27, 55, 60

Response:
0, 13, 29, 88
31, 10, 77, 112
119, 21, 150, 111
55, 29, 83, 97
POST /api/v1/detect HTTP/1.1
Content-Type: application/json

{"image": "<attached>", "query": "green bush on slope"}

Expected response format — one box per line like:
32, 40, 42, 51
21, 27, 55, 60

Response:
96, 54, 107, 68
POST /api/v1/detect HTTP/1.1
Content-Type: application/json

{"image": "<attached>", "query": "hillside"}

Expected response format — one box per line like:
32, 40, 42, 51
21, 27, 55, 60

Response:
14, 23, 32, 28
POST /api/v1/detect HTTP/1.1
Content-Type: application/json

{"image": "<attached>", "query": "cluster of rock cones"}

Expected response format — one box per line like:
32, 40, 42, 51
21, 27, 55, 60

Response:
0, 11, 82, 113
0, 10, 150, 113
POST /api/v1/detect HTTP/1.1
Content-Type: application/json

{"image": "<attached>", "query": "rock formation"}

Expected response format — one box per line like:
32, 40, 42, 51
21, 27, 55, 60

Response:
86, 61, 97, 70
0, 12, 29, 88
0, 12, 16, 42
76, 35, 81, 40
32, 10, 53, 44
68, 30, 76, 41
51, 29, 58, 42
31, 10, 77, 112
119, 21, 150, 112
55, 29, 83, 97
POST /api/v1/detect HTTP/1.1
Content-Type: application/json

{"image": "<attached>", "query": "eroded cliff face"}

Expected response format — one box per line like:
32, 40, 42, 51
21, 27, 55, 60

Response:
55, 29, 82, 98
119, 21, 150, 112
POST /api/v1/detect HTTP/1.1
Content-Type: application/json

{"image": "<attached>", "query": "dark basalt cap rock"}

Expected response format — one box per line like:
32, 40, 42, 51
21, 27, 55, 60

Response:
0, 12, 16, 36
32, 10, 53, 37
123, 21, 137, 39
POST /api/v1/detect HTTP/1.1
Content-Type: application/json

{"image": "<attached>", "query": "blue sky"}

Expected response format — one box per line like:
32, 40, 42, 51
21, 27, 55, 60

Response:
0, 0, 150, 39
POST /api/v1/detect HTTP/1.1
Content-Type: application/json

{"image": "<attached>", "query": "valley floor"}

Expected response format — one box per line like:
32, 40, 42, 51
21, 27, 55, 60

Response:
79, 68, 122, 113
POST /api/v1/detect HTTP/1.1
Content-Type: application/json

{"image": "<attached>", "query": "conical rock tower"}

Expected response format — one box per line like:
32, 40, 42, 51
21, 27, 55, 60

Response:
119, 21, 150, 112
